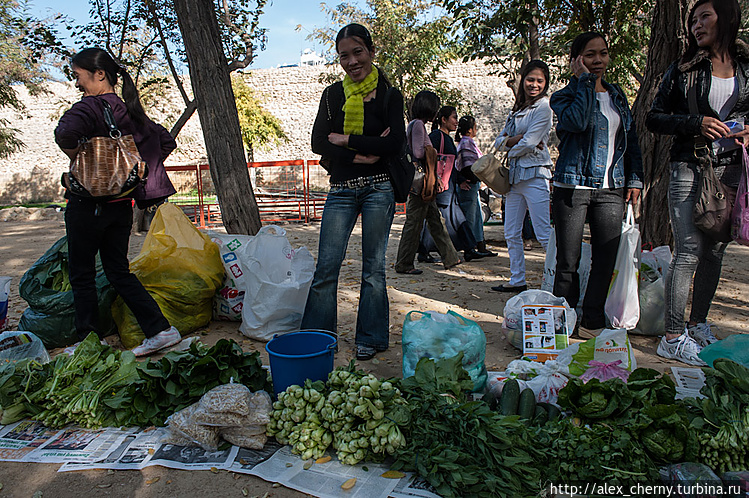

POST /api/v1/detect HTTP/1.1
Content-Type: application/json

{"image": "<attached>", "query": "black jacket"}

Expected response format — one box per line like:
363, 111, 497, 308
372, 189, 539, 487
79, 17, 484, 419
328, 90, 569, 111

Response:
646, 40, 749, 162
311, 75, 405, 183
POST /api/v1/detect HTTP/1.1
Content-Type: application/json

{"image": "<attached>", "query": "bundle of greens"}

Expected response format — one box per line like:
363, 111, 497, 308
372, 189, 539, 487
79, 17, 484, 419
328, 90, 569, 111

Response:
391, 354, 542, 498
557, 377, 634, 420
0, 357, 51, 424
117, 339, 272, 427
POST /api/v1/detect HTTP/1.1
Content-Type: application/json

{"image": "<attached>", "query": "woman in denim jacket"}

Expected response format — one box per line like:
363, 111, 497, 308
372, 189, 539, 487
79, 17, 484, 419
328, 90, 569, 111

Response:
550, 32, 643, 337
646, 0, 748, 365
491, 60, 553, 293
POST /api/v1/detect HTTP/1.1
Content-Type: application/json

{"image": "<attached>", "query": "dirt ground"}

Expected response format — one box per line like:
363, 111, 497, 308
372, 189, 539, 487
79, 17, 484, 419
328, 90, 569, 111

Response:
1, 208, 748, 497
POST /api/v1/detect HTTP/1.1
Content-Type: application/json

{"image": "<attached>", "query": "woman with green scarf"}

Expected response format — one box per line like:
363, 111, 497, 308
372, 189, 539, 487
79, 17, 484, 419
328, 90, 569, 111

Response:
302, 23, 406, 361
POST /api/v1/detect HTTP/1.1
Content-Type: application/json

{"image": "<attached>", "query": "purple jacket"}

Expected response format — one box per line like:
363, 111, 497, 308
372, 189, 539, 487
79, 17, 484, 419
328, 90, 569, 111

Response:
55, 93, 177, 205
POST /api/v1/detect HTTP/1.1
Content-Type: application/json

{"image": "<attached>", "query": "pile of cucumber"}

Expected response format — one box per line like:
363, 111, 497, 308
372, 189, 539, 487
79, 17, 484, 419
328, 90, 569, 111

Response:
483, 379, 560, 425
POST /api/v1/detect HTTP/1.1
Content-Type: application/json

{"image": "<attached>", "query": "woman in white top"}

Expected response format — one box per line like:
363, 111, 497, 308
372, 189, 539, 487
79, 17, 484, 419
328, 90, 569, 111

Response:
491, 60, 553, 292
647, 0, 749, 365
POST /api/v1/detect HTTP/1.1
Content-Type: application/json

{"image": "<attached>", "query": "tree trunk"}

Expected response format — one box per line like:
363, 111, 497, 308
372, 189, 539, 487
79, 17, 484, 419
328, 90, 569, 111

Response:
631, 0, 690, 247
173, 0, 261, 235
527, 1, 540, 61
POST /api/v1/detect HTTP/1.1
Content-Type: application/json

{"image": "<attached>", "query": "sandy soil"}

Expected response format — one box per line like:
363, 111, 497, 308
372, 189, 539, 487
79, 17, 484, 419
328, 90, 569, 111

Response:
0, 209, 748, 497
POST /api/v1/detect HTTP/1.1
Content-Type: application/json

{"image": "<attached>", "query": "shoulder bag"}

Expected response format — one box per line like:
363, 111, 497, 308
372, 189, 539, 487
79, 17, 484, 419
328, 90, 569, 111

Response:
383, 87, 415, 203
731, 146, 749, 245
471, 145, 510, 195
686, 71, 736, 242
62, 99, 147, 199
435, 132, 454, 193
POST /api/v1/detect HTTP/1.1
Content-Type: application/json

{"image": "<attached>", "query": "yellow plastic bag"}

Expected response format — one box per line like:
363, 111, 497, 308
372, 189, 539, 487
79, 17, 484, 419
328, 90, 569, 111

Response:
112, 203, 225, 348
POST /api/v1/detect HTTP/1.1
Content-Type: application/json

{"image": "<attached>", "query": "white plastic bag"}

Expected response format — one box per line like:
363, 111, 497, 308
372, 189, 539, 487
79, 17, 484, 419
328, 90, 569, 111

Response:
541, 228, 591, 317
525, 361, 569, 404
556, 328, 637, 377
604, 205, 641, 329
0, 331, 51, 364
632, 246, 672, 336
502, 290, 577, 335
237, 226, 315, 341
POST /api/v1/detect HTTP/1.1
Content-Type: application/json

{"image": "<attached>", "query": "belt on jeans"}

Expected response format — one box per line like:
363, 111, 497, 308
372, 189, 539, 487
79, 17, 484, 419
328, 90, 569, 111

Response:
330, 173, 390, 189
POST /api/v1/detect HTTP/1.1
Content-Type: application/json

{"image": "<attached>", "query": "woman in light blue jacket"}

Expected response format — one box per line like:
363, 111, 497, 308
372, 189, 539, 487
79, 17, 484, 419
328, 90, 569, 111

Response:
491, 60, 553, 292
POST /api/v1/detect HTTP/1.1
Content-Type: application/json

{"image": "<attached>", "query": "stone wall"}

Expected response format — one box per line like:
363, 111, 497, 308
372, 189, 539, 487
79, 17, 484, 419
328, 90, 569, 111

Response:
0, 60, 515, 204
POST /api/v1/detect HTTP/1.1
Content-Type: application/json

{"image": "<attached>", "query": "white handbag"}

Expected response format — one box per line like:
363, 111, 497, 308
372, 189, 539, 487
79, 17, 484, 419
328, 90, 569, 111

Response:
471, 146, 510, 194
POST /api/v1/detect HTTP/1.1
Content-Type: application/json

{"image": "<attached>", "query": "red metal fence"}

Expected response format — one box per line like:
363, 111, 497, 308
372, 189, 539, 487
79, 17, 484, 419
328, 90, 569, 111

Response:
165, 159, 404, 228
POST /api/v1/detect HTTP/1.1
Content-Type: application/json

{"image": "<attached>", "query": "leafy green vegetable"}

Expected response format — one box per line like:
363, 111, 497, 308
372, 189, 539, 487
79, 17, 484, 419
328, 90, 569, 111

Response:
557, 378, 633, 419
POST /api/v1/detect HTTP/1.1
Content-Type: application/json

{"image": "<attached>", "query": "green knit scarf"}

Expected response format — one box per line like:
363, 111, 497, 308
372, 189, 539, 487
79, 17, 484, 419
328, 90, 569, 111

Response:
341, 66, 379, 136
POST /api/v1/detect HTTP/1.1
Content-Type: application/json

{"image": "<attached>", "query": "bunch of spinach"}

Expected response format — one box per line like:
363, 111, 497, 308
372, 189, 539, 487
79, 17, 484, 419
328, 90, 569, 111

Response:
0, 357, 51, 424
116, 339, 272, 427
557, 377, 634, 419
392, 354, 542, 498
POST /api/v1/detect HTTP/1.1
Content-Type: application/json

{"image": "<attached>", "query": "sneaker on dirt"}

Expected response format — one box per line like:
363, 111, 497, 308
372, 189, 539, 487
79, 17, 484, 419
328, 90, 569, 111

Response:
132, 326, 181, 357
656, 333, 706, 366
687, 322, 719, 348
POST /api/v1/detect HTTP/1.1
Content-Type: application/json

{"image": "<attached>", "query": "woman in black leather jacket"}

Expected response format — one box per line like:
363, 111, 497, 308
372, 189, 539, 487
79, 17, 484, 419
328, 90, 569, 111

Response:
646, 0, 749, 366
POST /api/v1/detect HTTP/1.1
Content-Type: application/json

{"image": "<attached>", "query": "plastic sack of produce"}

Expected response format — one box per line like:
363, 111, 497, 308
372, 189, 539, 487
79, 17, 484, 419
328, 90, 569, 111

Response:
699, 334, 749, 368
0, 277, 10, 331
631, 246, 672, 336
18, 236, 116, 349
112, 203, 224, 348
524, 361, 569, 403
502, 290, 576, 350
604, 205, 641, 329
164, 404, 221, 450
541, 227, 591, 316
237, 225, 315, 341
402, 310, 487, 392
722, 471, 749, 495
210, 233, 253, 321
0, 331, 50, 364
659, 463, 721, 493
556, 328, 637, 377
578, 360, 631, 383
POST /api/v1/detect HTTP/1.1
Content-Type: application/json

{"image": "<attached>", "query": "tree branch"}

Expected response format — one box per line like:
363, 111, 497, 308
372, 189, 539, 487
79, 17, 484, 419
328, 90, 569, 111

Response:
145, 0, 191, 106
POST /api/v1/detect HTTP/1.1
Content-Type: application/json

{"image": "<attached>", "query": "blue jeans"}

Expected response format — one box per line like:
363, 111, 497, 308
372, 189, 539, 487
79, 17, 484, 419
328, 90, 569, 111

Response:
666, 161, 727, 335
552, 187, 624, 329
301, 181, 395, 349
455, 181, 484, 243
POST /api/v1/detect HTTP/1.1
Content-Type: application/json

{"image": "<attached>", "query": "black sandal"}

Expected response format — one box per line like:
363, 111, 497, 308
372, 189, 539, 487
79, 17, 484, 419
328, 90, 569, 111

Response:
356, 345, 377, 360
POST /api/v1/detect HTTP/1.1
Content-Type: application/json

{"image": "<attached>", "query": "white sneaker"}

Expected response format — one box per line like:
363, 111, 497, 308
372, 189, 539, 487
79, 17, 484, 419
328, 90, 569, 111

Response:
687, 322, 719, 348
132, 326, 181, 357
657, 333, 707, 366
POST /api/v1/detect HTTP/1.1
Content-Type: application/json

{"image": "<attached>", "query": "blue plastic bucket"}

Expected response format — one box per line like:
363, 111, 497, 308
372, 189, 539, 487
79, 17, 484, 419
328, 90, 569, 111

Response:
266, 330, 337, 395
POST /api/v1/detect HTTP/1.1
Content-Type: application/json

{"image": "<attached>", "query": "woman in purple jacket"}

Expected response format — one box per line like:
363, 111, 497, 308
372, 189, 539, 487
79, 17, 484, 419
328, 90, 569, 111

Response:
55, 48, 180, 357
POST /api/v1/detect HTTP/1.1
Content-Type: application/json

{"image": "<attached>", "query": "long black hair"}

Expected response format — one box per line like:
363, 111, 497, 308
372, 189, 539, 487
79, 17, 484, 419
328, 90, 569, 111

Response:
71, 48, 147, 126
410, 90, 440, 122
455, 116, 476, 141
513, 60, 550, 112
570, 31, 607, 59
432, 105, 456, 132
682, 0, 741, 63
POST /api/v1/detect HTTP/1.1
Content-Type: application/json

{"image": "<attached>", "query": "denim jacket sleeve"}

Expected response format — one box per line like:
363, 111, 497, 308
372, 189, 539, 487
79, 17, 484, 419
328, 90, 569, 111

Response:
550, 73, 598, 133
645, 61, 703, 137
507, 99, 552, 159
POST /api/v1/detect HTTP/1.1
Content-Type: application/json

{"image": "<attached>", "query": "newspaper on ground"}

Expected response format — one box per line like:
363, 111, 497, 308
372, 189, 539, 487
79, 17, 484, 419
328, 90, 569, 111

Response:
0, 421, 129, 463
671, 367, 707, 400
59, 427, 238, 472
391, 475, 441, 498
232, 444, 402, 498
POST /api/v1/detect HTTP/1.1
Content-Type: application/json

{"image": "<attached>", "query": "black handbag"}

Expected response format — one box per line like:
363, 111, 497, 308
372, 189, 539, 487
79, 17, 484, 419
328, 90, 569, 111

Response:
383, 88, 414, 203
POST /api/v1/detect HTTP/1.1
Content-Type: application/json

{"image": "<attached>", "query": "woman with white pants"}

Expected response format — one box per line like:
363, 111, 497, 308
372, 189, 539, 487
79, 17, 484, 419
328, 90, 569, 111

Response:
491, 60, 553, 292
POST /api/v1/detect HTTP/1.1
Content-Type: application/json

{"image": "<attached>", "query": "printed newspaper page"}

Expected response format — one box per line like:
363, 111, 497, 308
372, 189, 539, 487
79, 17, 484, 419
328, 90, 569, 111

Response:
391, 475, 441, 498
0, 421, 63, 461
27, 426, 131, 463
671, 367, 707, 399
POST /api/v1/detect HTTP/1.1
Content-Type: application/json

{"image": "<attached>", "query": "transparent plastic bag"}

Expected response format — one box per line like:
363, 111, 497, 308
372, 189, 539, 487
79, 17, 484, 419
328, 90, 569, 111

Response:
220, 426, 267, 449
0, 331, 51, 364
166, 404, 220, 450
402, 310, 487, 392
198, 383, 253, 415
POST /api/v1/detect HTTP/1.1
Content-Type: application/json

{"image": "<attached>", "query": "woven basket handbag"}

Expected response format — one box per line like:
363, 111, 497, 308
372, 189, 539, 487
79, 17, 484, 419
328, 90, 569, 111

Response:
63, 99, 147, 199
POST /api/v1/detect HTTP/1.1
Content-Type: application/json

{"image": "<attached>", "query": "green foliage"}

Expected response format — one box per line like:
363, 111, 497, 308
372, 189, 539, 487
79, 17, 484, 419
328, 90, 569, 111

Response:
309, 0, 462, 107
442, 0, 653, 95
0, 0, 65, 158
231, 74, 287, 152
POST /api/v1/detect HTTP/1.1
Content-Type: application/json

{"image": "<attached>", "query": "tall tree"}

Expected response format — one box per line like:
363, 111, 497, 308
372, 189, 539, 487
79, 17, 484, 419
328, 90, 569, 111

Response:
173, 0, 261, 234
631, 0, 690, 246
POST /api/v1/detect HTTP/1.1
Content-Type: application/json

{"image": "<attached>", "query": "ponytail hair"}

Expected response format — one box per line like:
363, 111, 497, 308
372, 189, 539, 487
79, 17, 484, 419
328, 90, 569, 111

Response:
432, 105, 456, 132
71, 48, 148, 126
455, 115, 475, 141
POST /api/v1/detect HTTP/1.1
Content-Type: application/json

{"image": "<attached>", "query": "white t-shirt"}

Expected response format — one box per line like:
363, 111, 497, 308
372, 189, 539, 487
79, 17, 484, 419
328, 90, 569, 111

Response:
554, 91, 621, 190
709, 76, 738, 120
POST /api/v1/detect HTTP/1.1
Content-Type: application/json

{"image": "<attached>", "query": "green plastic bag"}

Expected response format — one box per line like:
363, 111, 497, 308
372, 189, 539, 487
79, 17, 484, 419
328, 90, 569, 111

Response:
698, 334, 749, 367
402, 310, 487, 392
112, 203, 225, 348
17, 236, 116, 349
